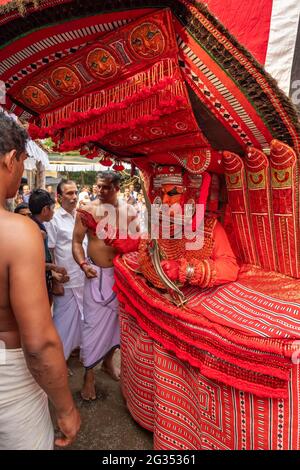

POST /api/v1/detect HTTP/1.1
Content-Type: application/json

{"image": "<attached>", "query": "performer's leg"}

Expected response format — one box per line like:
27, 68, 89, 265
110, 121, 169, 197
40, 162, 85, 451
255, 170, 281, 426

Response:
102, 348, 120, 381
81, 368, 96, 401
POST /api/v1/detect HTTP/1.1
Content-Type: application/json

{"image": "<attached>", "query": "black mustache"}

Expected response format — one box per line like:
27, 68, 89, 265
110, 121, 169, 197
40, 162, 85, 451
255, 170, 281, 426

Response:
166, 187, 182, 196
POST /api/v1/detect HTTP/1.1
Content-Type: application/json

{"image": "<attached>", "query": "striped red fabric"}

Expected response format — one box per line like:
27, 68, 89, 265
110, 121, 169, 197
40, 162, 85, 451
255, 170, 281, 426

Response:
120, 309, 300, 450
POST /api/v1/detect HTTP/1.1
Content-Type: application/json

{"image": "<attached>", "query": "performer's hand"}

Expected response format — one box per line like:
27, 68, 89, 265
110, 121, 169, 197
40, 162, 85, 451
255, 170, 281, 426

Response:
55, 406, 81, 448
82, 264, 97, 279
161, 260, 180, 281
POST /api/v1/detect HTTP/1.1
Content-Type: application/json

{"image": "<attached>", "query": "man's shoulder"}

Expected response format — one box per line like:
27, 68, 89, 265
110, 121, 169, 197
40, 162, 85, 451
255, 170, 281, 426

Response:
0, 211, 41, 249
0, 210, 34, 230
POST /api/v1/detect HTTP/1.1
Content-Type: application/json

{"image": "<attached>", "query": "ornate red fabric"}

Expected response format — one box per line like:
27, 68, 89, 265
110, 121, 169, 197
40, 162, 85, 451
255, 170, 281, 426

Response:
121, 310, 300, 450
245, 147, 277, 271
114, 253, 300, 398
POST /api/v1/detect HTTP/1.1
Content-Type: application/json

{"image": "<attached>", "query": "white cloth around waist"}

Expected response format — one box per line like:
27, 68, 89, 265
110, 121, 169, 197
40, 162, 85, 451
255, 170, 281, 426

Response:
0, 348, 54, 450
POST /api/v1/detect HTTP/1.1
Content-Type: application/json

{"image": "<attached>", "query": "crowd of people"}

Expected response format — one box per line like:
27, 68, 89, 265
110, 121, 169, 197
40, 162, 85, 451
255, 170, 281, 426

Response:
14, 182, 147, 229
13, 177, 147, 399
0, 112, 146, 449
0, 110, 238, 451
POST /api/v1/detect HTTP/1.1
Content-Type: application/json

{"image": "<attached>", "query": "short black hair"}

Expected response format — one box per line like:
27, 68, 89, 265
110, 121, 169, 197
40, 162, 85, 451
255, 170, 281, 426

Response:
57, 179, 76, 196
97, 171, 121, 187
29, 189, 55, 215
0, 112, 28, 160
14, 203, 29, 214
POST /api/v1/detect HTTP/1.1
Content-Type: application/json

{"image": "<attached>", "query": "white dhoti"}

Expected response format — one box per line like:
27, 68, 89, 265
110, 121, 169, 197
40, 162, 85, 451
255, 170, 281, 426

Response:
81, 266, 120, 369
0, 348, 54, 450
53, 287, 83, 360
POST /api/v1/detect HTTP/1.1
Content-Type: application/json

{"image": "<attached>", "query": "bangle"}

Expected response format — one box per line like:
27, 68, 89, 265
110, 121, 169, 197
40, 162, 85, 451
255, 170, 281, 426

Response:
186, 264, 195, 282
190, 259, 205, 286
178, 259, 189, 284
79, 261, 88, 270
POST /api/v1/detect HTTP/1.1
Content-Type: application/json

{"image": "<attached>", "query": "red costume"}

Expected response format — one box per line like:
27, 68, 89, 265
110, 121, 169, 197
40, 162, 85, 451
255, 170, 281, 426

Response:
3, 0, 300, 451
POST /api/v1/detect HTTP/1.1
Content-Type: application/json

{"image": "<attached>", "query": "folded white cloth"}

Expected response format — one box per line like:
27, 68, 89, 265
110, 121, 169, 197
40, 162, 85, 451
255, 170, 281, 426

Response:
0, 348, 54, 450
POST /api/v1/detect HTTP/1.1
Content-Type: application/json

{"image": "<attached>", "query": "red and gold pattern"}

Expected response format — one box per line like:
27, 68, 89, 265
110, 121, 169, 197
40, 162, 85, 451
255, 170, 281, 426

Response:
22, 85, 50, 109
120, 310, 300, 450
245, 147, 277, 271
270, 140, 299, 278
86, 48, 119, 79
2, 1, 299, 160
2, 0, 300, 452
129, 22, 165, 59
50, 66, 81, 95
224, 142, 300, 279
223, 151, 258, 265
169, 149, 211, 174
14, 10, 177, 117
138, 217, 217, 290
115, 258, 298, 398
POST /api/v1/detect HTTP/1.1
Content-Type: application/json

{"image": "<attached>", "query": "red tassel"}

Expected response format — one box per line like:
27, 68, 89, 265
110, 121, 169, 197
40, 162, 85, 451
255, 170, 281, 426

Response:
28, 123, 42, 139
86, 149, 99, 160
113, 163, 125, 171
100, 157, 113, 167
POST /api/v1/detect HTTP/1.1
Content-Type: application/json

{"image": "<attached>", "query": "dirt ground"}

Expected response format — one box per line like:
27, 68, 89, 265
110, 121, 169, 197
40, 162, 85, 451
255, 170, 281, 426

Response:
56, 351, 153, 451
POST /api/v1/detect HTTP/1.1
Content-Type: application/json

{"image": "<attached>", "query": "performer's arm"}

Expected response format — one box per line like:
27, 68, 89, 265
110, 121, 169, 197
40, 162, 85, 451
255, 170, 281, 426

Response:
72, 213, 97, 278
209, 221, 239, 285
8, 218, 80, 447
162, 221, 239, 287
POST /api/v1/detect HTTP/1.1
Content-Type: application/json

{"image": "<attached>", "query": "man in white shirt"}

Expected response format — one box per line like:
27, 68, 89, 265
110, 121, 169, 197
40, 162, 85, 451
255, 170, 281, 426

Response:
46, 180, 87, 359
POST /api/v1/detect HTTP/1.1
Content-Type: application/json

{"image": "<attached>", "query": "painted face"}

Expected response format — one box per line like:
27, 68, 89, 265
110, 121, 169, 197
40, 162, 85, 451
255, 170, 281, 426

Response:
161, 183, 184, 207
154, 184, 184, 225
86, 48, 118, 79
130, 23, 165, 58
22, 86, 50, 109
51, 67, 81, 95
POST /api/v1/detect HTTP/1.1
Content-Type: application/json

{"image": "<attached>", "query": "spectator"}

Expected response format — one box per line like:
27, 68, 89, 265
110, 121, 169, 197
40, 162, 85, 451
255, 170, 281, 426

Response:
135, 193, 147, 233
14, 202, 31, 217
14, 191, 23, 206
0, 111, 80, 450
22, 184, 31, 204
123, 187, 136, 205
46, 185, 56, 199
90, 184, 98, 201
129, 183, 138, 201
46, 180, 86, 360
78, 186, 90, 205
29, 189, 69, 304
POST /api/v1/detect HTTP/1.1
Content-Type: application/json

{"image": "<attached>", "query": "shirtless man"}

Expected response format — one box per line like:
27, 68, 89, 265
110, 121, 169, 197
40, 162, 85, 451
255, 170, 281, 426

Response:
0, 112, 80, 449
73, 171, 138, 400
